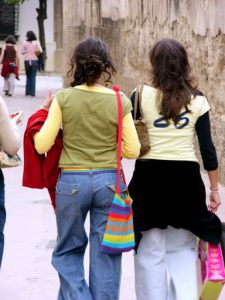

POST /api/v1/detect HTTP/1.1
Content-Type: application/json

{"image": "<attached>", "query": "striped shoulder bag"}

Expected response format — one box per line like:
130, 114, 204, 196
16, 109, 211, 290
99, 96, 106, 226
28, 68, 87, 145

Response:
101, 85, 135, 254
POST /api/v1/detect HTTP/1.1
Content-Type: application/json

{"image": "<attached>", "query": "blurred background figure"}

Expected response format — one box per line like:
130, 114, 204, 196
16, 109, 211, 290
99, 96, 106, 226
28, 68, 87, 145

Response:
0, 97, 22, 267
21, 31, 42, 97
1, 35, 20, 97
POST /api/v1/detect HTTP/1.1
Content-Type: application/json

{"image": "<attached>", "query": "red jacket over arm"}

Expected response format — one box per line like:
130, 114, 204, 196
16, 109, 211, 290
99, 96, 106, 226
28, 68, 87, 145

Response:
23, 109, 63, 208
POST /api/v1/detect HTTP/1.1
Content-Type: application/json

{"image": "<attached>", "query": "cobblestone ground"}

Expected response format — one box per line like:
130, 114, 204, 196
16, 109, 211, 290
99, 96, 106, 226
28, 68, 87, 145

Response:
0, 74, 224, 299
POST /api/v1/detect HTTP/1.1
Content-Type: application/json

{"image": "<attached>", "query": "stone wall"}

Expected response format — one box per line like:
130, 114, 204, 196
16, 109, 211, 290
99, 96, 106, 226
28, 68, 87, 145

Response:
62, 0, 225, 183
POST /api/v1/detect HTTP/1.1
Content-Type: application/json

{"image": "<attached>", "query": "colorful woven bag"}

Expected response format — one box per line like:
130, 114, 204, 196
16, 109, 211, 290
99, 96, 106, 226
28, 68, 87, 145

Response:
101, 85, 135, 254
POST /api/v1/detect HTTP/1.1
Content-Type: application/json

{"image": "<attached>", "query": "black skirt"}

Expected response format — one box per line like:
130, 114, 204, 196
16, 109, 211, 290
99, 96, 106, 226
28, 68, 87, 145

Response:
128, 159, 222, 249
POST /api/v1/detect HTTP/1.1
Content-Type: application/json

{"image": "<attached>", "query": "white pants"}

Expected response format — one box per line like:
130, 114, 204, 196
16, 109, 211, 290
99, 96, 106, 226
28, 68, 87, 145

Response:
4, 73, 15, 95
135, 226, 199, 300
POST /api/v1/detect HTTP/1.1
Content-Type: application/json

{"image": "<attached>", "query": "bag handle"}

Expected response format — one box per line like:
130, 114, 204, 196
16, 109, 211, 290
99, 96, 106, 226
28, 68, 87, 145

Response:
113, 85, 123, 195
133, 85, 144, 120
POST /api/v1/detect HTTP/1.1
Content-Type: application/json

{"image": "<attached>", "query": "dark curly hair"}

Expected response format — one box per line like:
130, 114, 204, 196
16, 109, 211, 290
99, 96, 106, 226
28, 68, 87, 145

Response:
68, 37, 116, 86
5, 35, 16, 45
149, 39, 198, 124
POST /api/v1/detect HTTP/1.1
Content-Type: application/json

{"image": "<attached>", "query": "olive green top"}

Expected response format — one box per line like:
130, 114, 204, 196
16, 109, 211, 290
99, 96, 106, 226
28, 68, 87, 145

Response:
56, 86, 132, 168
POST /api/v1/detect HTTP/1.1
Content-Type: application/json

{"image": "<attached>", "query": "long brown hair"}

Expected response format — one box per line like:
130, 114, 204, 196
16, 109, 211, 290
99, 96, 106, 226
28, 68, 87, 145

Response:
68, 37, 116, 86
149, 39, 197, 124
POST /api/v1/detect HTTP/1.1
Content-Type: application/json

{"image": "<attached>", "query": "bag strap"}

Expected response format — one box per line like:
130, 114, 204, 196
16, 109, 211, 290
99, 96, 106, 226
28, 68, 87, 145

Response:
133, 85, 144, 120
113, 85, 123, 195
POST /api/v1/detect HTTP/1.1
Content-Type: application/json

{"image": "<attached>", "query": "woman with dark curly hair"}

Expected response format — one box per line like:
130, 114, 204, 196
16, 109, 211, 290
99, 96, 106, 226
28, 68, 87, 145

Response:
128, 39, 222, 300
32, 37, 140, 300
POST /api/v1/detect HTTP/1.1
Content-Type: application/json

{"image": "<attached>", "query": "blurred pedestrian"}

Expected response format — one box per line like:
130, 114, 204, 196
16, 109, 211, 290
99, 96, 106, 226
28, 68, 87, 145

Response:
0, 97, 22, 267
32, 37, 140, 299
129, 38, 222, 300
21, 31, 42, 97
1, 35, 20, 97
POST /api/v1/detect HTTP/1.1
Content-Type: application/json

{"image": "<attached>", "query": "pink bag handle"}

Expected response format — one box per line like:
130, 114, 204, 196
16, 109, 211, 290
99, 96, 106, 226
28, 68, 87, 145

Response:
113, 85, 123, 195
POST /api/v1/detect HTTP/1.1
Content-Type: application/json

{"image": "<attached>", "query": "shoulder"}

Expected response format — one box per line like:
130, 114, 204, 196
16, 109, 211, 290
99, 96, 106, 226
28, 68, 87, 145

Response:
120, 91, 130, 104
55, 88, 66, 102
142, 84, 157, 95
55, 87, 75, 105
141, 85, 158, 107
190, 92, 210, 116
22, 41, 29, 49
191, 93, 208, 106
131, 84, 157, 99
118, 91, 132, 116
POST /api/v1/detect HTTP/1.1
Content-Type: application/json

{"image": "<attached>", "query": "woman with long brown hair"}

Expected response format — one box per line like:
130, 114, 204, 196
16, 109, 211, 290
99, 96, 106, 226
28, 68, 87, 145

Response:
129, 38, 222, 300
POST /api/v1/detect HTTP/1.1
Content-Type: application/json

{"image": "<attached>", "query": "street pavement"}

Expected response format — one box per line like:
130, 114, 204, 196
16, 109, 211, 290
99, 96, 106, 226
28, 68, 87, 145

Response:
0, 74, 224, 299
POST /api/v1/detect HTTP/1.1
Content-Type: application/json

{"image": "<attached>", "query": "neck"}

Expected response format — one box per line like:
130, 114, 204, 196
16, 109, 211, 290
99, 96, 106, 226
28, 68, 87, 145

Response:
82, 82, 105, 87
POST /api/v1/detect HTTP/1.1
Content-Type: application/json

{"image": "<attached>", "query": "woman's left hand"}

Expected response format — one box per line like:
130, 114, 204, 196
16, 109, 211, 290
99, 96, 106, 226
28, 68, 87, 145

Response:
208, 191, 221, 212
41, 90, 54, 111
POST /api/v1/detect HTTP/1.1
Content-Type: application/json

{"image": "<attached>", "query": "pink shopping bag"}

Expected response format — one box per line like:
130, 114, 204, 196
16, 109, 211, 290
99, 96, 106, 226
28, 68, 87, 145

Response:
198, 240, 225, 300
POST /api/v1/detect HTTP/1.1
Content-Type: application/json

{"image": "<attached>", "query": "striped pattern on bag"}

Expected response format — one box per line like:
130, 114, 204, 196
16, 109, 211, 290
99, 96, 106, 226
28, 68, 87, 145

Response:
101, 192, 135, 253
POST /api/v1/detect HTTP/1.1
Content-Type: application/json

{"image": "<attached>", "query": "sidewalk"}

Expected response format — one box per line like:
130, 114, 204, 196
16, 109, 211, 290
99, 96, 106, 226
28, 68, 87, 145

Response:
0, 74, 224, 299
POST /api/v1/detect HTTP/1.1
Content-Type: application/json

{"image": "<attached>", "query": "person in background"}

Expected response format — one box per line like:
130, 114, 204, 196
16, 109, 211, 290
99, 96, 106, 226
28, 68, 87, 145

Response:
0, 97, 22, 267
30, 37, 140, 300
1, 35, 20, 97
128, 38, 222, 300
21, 31, 42, 97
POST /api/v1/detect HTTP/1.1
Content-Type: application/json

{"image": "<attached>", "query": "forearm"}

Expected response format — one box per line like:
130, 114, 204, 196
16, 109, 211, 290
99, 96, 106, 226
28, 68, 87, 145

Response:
34, 98, 62, 154
122, 113, 140, 158
195, 112, 218, 171
208, 169, 219, 190
0, 99, 21, 155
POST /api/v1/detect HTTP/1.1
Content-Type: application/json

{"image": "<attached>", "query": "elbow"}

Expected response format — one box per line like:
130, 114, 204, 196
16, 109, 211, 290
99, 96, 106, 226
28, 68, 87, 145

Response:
35, 146, 45, 155
4, 139, 21, 156
34, 141, 52, 155
124, 143, 141, 159
34, 139, 50, 155
34, 140, 46, 155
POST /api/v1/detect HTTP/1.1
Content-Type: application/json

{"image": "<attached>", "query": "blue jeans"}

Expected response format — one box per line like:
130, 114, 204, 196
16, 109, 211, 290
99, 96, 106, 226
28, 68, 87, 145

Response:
24, 60, 38, 96
52, 170, 126, 300
0, 170, 5, 268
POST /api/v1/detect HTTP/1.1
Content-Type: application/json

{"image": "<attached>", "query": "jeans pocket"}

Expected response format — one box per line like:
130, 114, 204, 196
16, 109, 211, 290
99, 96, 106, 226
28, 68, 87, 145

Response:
56, 181, 79, 196
55, 182, 80, 213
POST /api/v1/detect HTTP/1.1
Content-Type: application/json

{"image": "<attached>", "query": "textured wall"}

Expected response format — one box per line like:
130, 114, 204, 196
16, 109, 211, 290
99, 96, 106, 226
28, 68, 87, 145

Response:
62, 0, 225, 183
